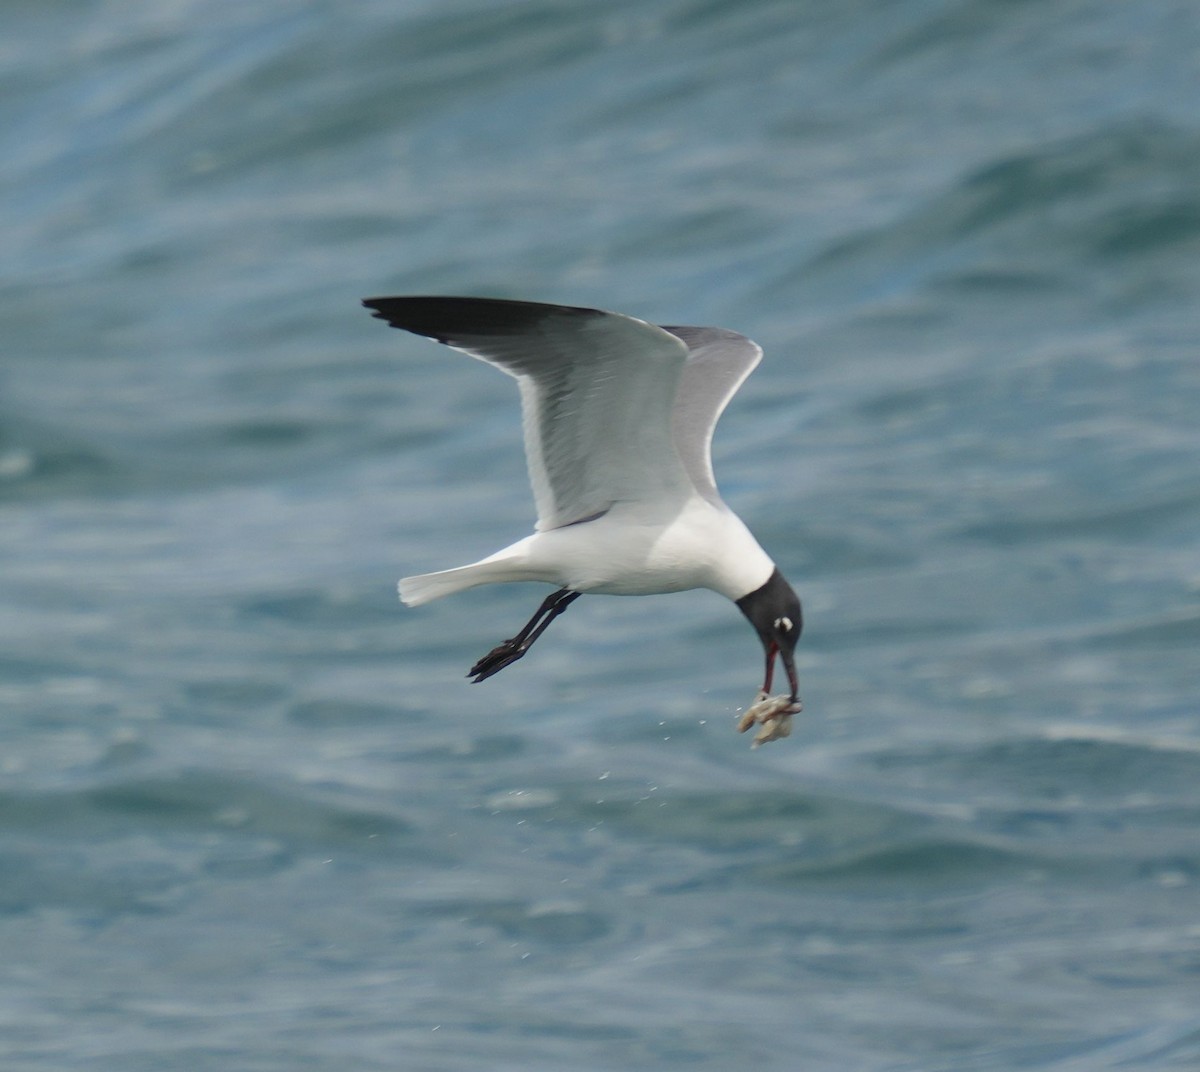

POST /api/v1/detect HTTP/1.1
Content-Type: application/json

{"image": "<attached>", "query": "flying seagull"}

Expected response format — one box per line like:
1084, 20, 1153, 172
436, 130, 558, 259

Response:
363, 296, 803, 744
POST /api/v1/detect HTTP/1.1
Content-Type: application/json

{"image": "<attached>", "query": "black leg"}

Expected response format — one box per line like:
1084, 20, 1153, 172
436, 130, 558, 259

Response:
468, 589, 580, 683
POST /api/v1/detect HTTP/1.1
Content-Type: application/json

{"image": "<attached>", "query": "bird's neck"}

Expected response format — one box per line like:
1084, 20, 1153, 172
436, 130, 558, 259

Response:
704, 507, 776, 602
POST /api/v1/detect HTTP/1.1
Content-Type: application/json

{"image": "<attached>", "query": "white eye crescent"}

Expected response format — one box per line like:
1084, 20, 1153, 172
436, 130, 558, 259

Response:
774, 617, 793, 632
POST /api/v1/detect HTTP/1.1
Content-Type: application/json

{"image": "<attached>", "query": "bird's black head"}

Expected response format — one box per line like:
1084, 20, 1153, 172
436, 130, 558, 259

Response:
735, 568, 803, 700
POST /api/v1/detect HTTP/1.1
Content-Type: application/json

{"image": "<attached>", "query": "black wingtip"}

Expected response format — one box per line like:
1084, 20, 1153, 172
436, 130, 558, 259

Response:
361, 295, 605, 343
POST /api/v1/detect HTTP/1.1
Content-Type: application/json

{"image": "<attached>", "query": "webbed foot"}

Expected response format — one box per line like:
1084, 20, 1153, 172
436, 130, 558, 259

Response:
467, 639, 529, 683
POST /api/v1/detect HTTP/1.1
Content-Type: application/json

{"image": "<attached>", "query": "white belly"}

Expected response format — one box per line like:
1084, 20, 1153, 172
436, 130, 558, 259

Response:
519, 497, 775, 601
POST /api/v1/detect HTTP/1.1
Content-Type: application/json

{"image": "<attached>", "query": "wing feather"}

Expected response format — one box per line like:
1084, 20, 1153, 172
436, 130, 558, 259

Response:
661, 326, 763, 504
364, 297, 694, 529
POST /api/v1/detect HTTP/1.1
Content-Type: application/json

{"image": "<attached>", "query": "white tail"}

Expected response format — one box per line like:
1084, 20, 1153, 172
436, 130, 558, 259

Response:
399, 546, 543, 607
399, 566, 486, 607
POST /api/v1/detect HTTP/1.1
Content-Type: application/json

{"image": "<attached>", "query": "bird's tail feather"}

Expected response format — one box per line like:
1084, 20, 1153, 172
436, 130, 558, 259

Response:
399, 567, 483, 607
399, 553, 540, 607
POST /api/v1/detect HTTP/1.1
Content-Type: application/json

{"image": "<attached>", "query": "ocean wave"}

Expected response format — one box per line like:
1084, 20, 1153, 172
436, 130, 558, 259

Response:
779, 123, 1200, 310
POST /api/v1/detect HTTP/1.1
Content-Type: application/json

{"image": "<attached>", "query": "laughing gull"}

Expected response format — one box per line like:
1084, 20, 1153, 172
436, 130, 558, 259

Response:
363, 296, 803, 744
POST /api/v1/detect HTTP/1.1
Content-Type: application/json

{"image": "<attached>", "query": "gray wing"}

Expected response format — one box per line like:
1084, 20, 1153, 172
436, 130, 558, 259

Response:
660, 326, 763, 505
364, 296, 694, 529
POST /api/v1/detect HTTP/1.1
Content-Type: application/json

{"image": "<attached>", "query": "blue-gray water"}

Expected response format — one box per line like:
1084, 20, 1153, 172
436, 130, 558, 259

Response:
3, 2, 1199, 1069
